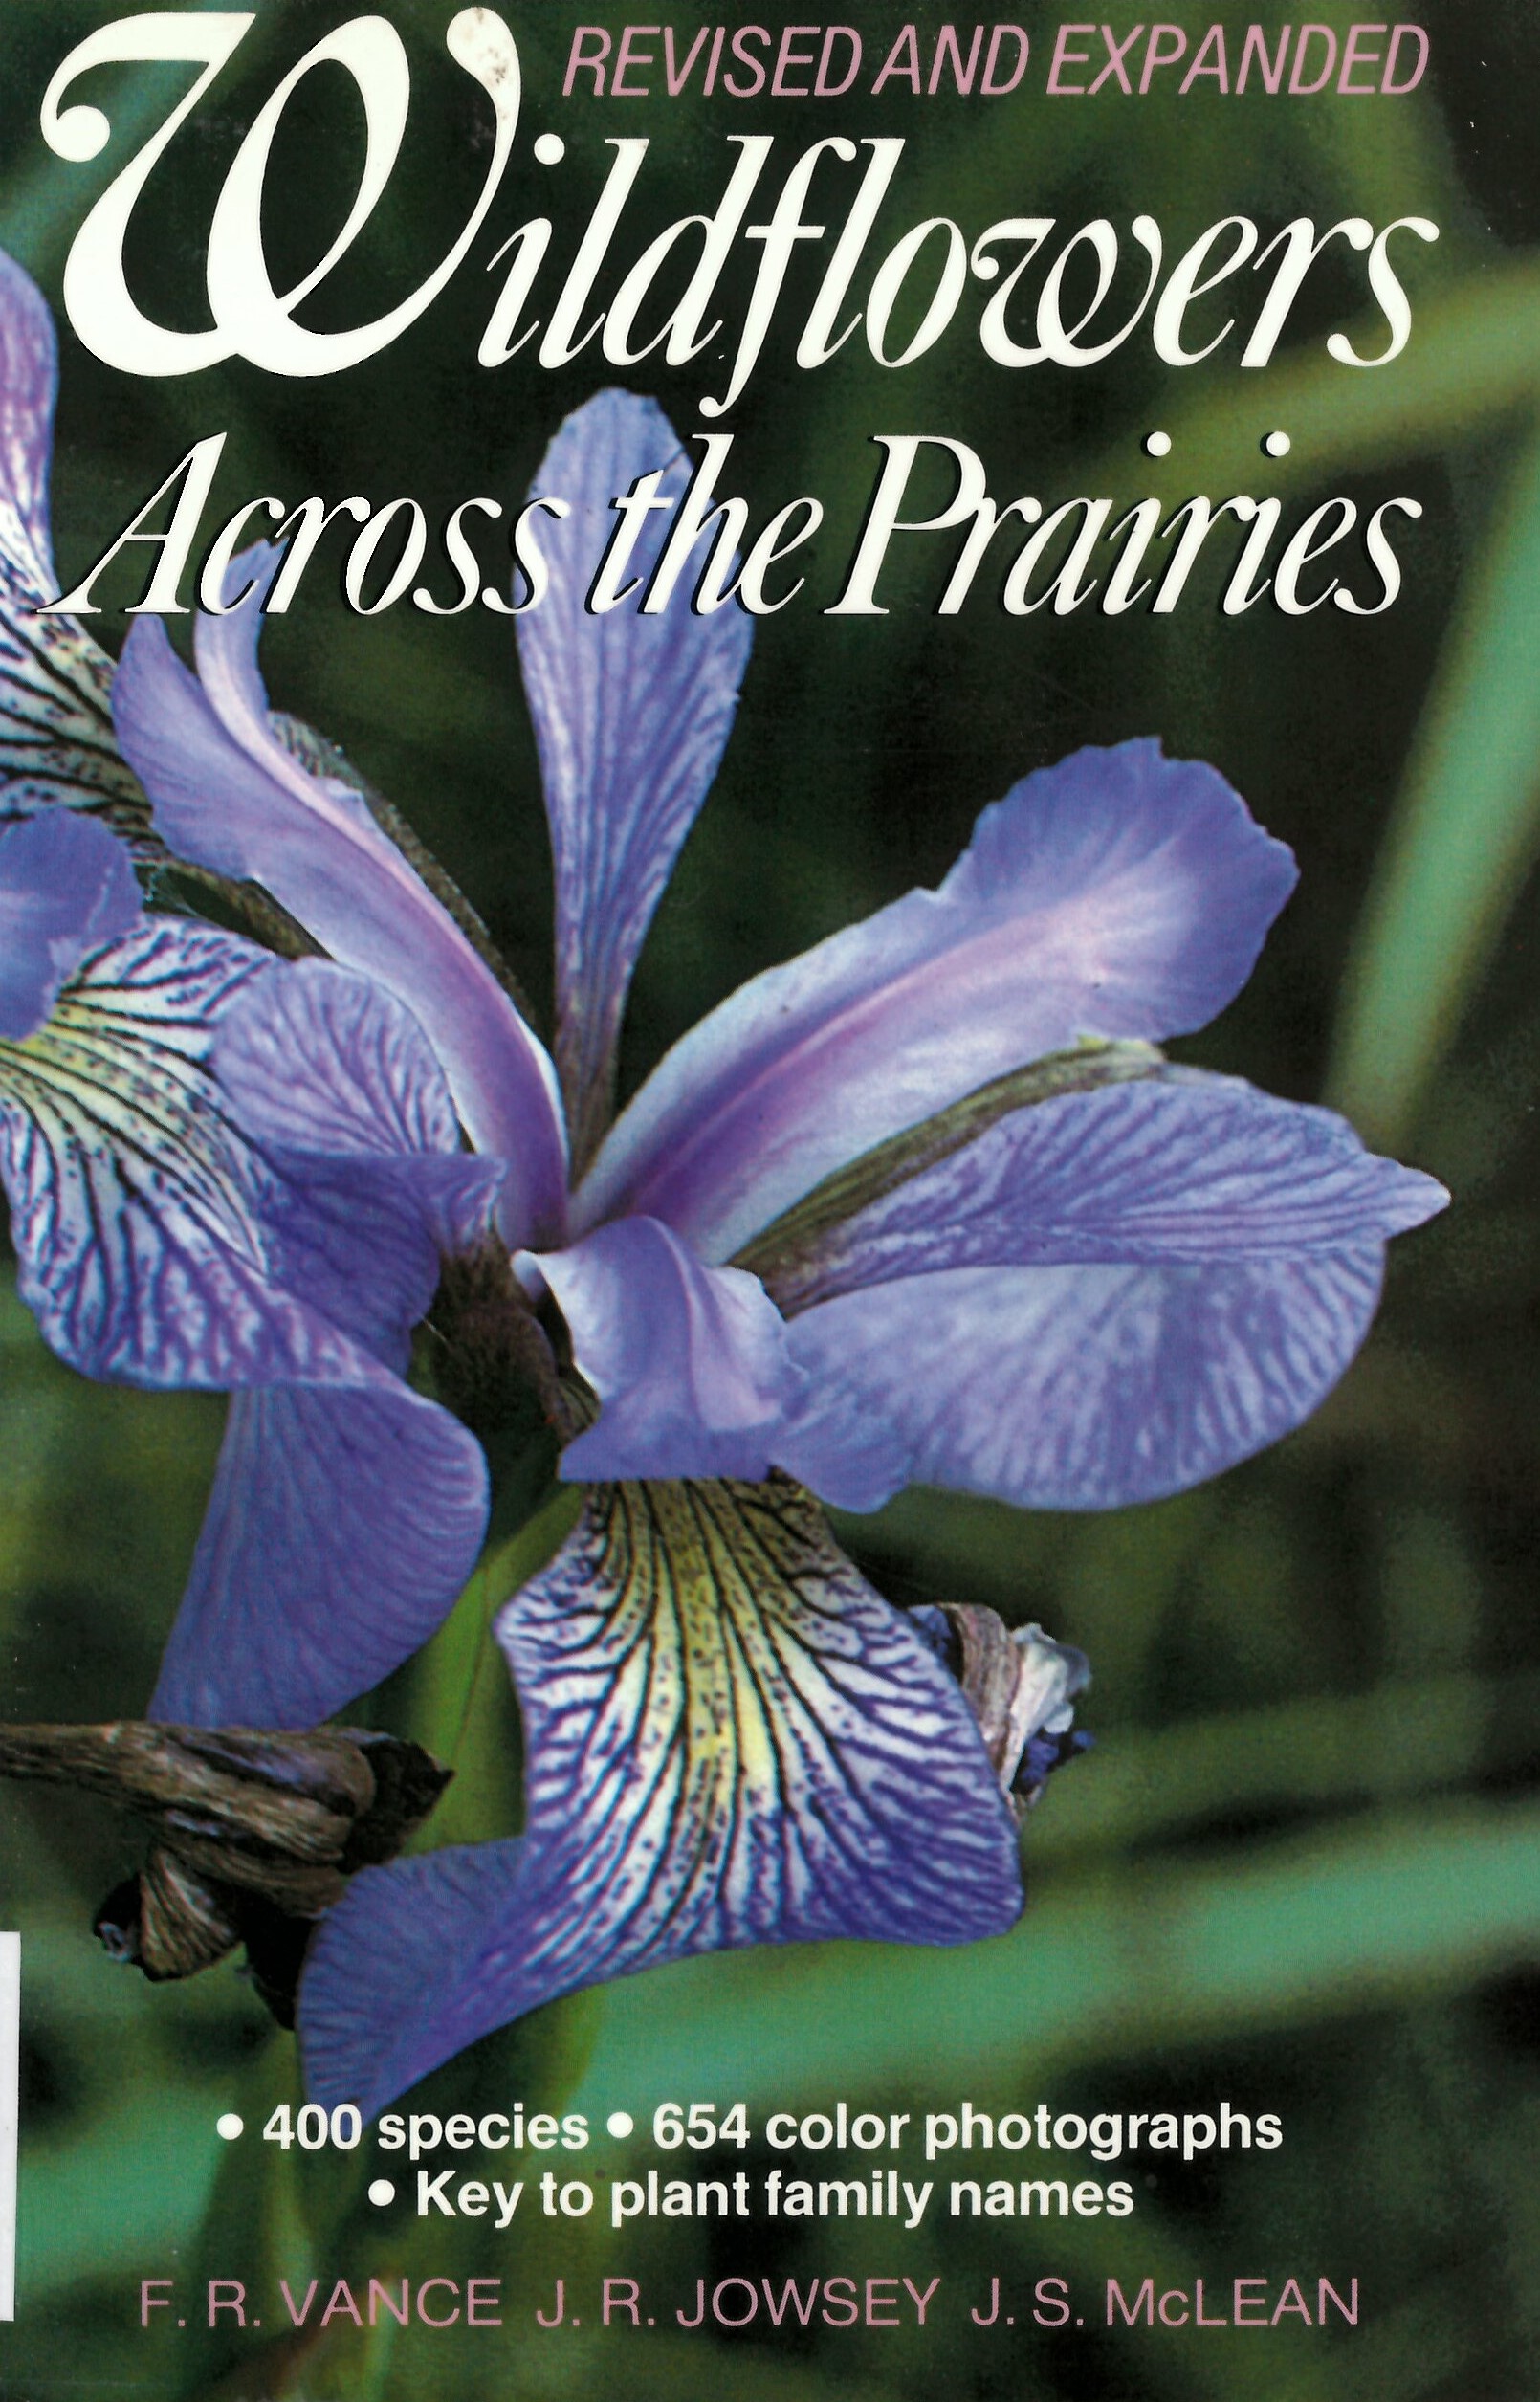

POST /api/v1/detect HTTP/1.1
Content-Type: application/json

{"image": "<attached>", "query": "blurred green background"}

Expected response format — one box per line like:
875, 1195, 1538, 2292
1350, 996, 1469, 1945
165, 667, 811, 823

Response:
0, 1, 1538, 2395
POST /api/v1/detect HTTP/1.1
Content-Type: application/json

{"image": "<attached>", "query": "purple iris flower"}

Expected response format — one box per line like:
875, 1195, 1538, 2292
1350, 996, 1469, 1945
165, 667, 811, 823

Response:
0, 251, 494, 1722
107, 386, 1444, 2114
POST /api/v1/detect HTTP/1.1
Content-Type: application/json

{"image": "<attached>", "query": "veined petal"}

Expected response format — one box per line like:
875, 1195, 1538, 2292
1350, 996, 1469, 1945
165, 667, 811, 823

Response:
233, 1153, 498, 1375
214, 964, 503, 1358
0, 917, 324, 1387
747, 1069, 1448, 1312
0, 250, 154, 844
149, 1385, 489, 1730
520, 391, 753, 1172
0, 247, 55, 557
781, 1250, 1392, 1513
0, 916, 456, 1399
113, 562, 567, 1244
215, 957, 469, 1166
298, 1476, 1021, 2114
577, 741, 1297, 1261
0, 809, 142, 1039
0, 911, 495, 1730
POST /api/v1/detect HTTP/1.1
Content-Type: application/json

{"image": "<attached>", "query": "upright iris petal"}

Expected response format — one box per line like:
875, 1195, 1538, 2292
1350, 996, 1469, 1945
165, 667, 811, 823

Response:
114, 564, 568, 1246
519, 391, 753, 1171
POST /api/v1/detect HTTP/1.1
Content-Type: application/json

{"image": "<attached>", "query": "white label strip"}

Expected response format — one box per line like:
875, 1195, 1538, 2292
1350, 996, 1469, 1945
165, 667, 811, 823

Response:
0, 1934, 17, 2319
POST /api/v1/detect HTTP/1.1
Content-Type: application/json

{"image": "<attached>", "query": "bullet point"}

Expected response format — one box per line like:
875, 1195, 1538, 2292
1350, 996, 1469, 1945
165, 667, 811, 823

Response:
215, 2113, 243, 2141
605, 2110, 634, 2138
1263, 430, 1291, 457
1144, 430, 1172, 458
368, 2179, 396, 2207
534, 132, 565, 165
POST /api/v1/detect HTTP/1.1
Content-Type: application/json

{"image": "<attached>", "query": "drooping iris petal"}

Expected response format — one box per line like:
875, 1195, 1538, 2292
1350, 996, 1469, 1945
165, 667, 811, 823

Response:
214, 963, 503, 1364
577, 741, 1298, 1261
519, 390, 753, 1171
216, 955, 472, 1169
0, 930, 499, 1727
0, 853, 493, 1720
522, 1217, 803, 1484
0, 808, 141, 1039
149, 1385, 489, 1730
0, 249, 155, 844
300, 1840, 527, 2112
751, 1069, 1449, 1311
781, 1252, 1390, 1512
0, 913, 491, 1701
298, 1475, 1022, 2114
112, 562, 567, 1245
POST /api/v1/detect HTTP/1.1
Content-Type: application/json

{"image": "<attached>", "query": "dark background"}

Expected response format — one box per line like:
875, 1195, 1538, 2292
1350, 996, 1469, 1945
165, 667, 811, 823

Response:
0, 3, 1537, 2396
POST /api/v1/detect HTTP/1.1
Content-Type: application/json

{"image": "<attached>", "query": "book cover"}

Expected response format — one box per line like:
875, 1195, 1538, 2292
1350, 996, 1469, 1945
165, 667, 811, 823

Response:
0, 5, 1530, 2398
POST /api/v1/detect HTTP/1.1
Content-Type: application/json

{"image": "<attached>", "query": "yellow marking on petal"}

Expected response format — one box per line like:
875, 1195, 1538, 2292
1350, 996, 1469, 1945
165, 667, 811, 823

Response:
495, 1471, 1022, 1993
0, 924, 269, 1262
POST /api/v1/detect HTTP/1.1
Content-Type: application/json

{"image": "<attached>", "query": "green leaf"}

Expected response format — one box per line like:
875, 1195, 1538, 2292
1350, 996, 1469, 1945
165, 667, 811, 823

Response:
735, 1040, 1163, 1311
398, 1487, 582, 1849
1330, 428, 1540, 1144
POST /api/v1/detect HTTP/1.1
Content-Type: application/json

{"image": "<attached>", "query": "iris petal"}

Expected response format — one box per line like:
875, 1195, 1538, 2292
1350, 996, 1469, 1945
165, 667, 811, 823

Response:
0, 247, 55, 556
523, 1217, 803, 1485
749, 1069, 1448, 1311
520, 391, 753, 1171
298, 1475, 1021, 2114
149, 1384, 489, 1730
0, 916, 476, 1400
215, 963, 503, 1363
524, 1217, 897, 1499
782, 1250, 1390, 1511
0, 810, 142, 1039
214, 957, 469, 1167
0, 916, 319, 1387
0, 250, 155, 844
759, 1073, 1445, 1510
577, 741, 1297, 1261
0, 827, 493, 1724
113, 562, 568, 1244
